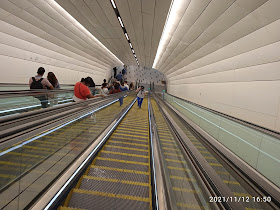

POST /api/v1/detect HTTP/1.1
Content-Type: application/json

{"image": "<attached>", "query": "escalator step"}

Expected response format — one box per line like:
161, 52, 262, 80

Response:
68, 189, 150, 210
88, 166, 149, 183
79, 176, 149, 197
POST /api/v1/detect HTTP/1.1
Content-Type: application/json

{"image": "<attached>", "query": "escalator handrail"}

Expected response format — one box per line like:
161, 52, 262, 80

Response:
148, 96, 177, 210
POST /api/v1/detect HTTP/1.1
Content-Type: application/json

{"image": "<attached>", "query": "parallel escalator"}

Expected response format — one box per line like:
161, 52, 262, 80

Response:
0, 96, 134, 209
151, 97, 264, 210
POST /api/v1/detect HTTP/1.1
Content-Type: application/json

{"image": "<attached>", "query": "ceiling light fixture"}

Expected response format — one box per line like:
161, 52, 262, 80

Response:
110, 0, 117, 9
152, 0, 185, 69
125, 33, 129, 40
110, 0, 139, 66
49, 0, 123, 65
118, 17, 124, 27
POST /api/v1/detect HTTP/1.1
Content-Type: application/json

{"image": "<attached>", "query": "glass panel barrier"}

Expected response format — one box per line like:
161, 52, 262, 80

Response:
0, 92, 74, 117
163, 93, 280, 188
0, 95, 135, 209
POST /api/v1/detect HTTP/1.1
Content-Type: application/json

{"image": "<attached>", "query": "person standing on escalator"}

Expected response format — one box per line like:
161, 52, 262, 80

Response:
47, 72, 60, 106
73, 77, 101, 102
136, 86, 145, 108
29, 67, 53, 108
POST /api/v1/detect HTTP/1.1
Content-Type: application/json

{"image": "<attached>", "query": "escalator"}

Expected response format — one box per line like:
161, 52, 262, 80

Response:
1, 94, 278, 209
59, 99, 152, 209
0, 95, 135, 209
150, 98, 210, 209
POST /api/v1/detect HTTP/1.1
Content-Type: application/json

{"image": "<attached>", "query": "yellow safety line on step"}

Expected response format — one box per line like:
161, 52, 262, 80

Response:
0, 174, 16, 178
91, 165, 149, 175
223, 180, 240, 185
83, 175, 149, 186
167, 166, 190, 172
109, 140, 148, 147
74, 188, 150, 202
164, 153, 183, 157
209, 163, 223, 167
0, 161, 31, 167
216, 171, 230, 175
96, 157, 149, 166
172, 187, 198, 194
160, 139, 174, 143
110, 136, 148, 143
165, 159, 186, 163
110, 133, 148, 139
116, 127, 148, 133
101, 150, 148, 158
162, 147, 180, 151
203, 156, 216, 159
105, 145, 148, 152
170, 175, 196, 182
113, 131, 149, 137
161, 142, 176, 146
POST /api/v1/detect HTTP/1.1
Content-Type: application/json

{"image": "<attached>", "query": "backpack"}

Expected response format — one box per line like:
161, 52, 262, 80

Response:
122, 69, 126, 75
30, 77, 44, 89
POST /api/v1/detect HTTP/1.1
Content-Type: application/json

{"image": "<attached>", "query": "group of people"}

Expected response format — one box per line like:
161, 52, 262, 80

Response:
29, 67, 145, 109
28, 67, 60, 108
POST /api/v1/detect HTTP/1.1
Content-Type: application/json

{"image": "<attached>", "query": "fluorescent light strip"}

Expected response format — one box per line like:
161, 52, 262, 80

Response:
152, 0, 185, 68
110, 0, 116, 8
0, 99, 119, 157
49, 0, 123, 65
125, 33, 129, 40
118, 16, 124, 27
44, 97, 136, 210
109, 0, 139, 66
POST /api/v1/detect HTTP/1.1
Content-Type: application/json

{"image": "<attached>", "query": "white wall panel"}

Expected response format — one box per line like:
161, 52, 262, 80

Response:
0, 0, 122, 85
161, 0, 280, 132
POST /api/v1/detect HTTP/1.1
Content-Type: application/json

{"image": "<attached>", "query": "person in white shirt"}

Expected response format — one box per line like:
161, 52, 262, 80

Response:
124, 81, 129, 90
136, 86, 145, 108
100, 83, 109, 96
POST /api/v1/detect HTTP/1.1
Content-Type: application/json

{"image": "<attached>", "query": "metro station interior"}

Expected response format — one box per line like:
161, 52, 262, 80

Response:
0, 0, 279, 209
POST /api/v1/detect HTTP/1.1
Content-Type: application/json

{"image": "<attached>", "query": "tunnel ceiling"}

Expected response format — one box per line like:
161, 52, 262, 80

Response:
55, 0, 172, 68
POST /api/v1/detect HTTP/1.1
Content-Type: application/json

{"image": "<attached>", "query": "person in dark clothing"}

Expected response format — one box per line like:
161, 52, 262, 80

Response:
116, 72, 123, 82
47, 72, 60, 106
109, 82, 123, 106
29, 67, 53, 108
113, 67, 117, 78
86, 77, 96, 95
102, 79, 107, 88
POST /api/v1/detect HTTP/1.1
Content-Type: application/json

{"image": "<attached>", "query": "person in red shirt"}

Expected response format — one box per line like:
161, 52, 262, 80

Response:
73, 77, 101, 102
